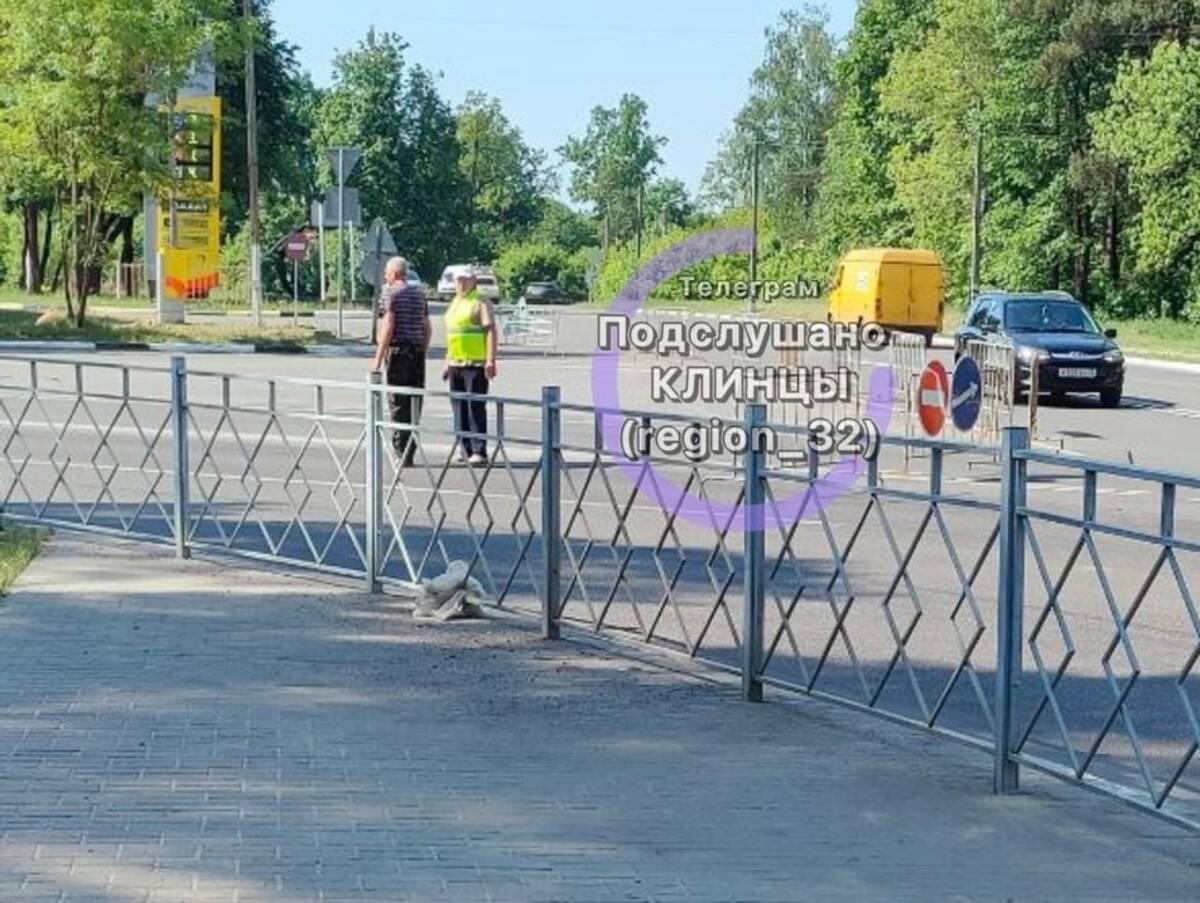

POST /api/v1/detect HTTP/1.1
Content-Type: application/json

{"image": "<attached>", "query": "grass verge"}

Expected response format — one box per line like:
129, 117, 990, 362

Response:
0, 309, 335, 347
0, 522, 42, 596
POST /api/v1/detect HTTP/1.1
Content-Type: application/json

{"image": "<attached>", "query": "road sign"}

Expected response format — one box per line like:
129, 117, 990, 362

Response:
951, 357, 983, 432
918, 363, 948, 437
311, 189, 361, 228
326, 147, 362, 179
283, 232, 309, 263
928, 359, 950, 403
359, 219, 398, 288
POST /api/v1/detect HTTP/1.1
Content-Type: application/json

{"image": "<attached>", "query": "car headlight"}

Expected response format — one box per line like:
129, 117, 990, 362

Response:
1104, 349, 1124, 364
1017, 346, 1042, 363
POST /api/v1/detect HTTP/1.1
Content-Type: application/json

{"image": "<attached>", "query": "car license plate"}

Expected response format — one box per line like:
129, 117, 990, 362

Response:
1058, 367, 1097, 379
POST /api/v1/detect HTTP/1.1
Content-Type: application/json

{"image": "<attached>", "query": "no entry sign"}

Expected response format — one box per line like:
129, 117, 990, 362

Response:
918, 363, 948, 437
284, 232, 309, 262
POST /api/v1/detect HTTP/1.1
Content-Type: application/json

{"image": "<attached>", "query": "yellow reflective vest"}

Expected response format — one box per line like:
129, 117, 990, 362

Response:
445, 292, 488, 364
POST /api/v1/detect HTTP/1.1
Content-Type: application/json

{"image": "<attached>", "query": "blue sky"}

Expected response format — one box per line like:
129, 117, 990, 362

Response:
272, 0, 859, 195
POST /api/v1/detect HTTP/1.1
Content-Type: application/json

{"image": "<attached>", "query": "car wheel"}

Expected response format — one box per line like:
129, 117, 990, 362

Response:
1100, 386, 1123, 408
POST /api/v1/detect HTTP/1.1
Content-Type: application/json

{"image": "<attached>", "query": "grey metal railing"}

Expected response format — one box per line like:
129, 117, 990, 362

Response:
2, 353, 1198, 831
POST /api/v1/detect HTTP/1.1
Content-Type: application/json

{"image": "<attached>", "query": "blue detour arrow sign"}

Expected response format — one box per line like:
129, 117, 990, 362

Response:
951, 356, 983, 432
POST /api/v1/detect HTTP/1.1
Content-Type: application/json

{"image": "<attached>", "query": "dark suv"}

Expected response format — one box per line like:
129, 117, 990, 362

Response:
955, 292, 1125, 407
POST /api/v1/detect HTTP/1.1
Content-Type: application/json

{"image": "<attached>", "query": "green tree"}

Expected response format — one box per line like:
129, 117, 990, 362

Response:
559, 94, 666, 246
528, 199, 598, 254
1094, 40, 1200, 319
218, 0, 320, 241
701, 7, 837, 238
315, 30, 471, 277
643, 178, 695, 234
456, 92, 554, 260
812, 0, 935, 267
0, 0, 229, 322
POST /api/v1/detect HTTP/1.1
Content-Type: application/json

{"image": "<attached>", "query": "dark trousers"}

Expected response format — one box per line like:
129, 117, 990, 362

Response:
386, 346, 426, 464
449, 366, 489, 458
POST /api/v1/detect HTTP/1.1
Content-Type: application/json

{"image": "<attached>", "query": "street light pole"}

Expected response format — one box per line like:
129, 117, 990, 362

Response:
750, 139, 760, 315
243, 0, 263, 327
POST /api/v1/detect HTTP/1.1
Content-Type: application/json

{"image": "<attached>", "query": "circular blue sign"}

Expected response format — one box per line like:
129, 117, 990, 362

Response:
951, 357, 983, 432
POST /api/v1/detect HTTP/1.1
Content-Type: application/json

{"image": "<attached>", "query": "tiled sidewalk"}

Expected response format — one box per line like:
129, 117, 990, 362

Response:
0, 536, 1195, 902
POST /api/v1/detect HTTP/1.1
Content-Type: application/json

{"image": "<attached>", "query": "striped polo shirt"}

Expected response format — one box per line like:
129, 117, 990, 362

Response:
386, 283, 428, 349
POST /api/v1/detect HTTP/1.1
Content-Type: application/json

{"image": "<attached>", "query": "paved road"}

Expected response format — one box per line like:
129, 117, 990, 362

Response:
2, 319, 1200, 822
1, 534, 1197, 902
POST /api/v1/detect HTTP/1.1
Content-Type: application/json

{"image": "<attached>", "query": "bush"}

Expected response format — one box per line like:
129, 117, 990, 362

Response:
495, 242, 574, 300
591, 209, 829, 308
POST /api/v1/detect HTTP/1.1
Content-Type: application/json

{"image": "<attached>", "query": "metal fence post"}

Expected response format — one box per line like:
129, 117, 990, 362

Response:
994, 425, 1029, 793
365, 371, 383, 594
170, 355, 191, 560
541, 386, 562, 640
742, 402, 767, 702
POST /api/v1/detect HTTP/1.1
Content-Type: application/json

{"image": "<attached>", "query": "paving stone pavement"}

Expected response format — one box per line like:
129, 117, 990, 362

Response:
0, 535, 1197, 902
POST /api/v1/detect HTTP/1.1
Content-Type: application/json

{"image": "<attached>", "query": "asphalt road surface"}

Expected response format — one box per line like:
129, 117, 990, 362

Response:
2, 309, 1199, 824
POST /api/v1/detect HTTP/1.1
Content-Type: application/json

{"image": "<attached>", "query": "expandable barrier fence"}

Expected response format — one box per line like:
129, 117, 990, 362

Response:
2, 354, 1199, 831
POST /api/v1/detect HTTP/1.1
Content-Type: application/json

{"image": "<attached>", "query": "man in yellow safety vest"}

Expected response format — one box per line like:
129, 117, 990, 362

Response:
442, 269, 497, 465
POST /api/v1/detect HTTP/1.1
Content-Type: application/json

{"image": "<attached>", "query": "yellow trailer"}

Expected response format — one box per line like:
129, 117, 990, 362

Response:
827, 248, 945, 346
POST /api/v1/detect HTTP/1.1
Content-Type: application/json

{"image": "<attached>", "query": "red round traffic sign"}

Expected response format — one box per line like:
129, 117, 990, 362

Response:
928, 359, 950, 403
918, 363, 947, 437
284, 232, 309, 262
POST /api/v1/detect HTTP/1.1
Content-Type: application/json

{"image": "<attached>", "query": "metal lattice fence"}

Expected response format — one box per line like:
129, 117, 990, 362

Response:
2, 353, 1198, 830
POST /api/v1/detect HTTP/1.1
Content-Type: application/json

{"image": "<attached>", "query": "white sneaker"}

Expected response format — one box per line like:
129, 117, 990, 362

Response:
468, 453, 488, 467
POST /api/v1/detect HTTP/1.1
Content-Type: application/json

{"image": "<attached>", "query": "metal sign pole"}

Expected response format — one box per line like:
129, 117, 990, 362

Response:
293, 258, 300, 325
336, 148, 345, 340
370, 228, 384, 347
318, 200, 326, 302
348, 220, 357, 304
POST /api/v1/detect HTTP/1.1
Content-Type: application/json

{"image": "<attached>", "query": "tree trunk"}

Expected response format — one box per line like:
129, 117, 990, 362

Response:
39, 203, 54, 282
119, 218, 135, 296
22, 202, 43, 294
1108, 194, 1118, 285
1072, 199, 1092, 306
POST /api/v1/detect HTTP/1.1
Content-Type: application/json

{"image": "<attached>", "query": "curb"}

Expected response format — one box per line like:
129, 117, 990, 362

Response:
0, 340, 369, 357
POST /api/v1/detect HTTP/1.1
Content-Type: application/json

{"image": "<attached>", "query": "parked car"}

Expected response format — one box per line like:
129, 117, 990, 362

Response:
473, 270, 502, 304
520, 281, 570, 305
827, 247, 945, 346
955, 291, 1125, 407
437, 264, 501, 303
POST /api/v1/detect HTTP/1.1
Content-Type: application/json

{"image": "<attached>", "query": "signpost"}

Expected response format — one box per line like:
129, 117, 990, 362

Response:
326, 147, 362, 339
359, 219, 397, 346
918, 363, 948, 437
156, 96, 223, 325
284, 232, 309, 325
951, 356, 984, 433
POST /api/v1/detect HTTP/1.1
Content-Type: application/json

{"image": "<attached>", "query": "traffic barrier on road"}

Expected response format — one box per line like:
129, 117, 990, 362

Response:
961, 337, 1016, 448
1, 353, 1197, 831
497, 302, 560, 351
889, 332, 927, 462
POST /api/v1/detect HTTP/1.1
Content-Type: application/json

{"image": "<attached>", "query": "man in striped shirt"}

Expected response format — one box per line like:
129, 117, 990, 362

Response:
371, 257, 431, 467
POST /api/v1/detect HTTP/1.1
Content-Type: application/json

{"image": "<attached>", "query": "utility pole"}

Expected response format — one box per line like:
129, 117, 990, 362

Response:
750, 139, 760, 315
970, 126, 984, 300
243, 0, 263, 327
635, 181, 644, 260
